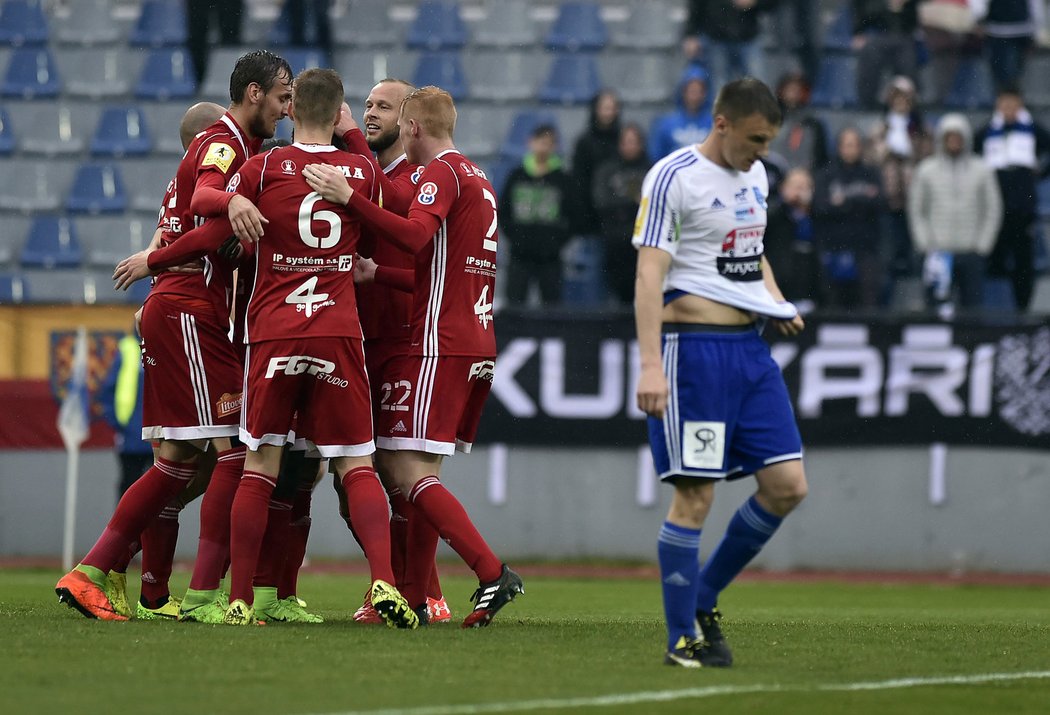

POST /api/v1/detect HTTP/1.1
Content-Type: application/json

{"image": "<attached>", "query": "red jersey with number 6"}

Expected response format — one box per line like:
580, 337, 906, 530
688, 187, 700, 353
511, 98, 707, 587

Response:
230, 143, 380, 343
407, 150, 498, 357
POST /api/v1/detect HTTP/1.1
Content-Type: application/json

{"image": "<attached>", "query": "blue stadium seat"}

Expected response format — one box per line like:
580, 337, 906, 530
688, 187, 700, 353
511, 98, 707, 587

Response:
283, 47, 329, 76
53, 0, 123, 46
474, 0, 537, 48
1, 47, 60, 98
20, 215, 82, 268
538, 53, 601, 106
811, 55, 858, 109
129, 1, 188, 47
0, 1, 49, 46
944, 58, 994, 110
561, 236, 606, 306
545, 2, 607, 52
412, 51, 468, 101
612, 0, 680, 50
465, 48, 545, 102
823, 3, 853, 52
66, 162, 128, 214
135, 48, 196, 100
499, 109, 559, 160
0, 107, 14, 155
406, 1, 468, 50
1037, 177, 1050, 218
332, 0, 399, 48
90, 105, 153, 157
0, 274, 27, 304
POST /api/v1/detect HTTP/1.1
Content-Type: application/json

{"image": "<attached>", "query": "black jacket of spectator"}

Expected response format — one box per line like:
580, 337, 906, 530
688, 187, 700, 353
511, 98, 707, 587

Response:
499, 156, 578, 261
572, 95, 621, 236
684, 0, 777, 43
852, 0, 919, 35
813, 159, 885, 253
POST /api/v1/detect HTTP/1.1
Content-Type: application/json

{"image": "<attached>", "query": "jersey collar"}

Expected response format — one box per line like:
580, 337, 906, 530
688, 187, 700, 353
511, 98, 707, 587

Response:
220, 112, 257, 157
292, 142, 338, 153
383, 154, 408, 175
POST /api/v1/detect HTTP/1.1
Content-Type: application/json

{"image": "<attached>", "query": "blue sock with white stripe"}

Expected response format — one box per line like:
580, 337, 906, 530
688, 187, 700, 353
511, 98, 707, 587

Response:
658, 521, 701, 651
696, 496, 782, 612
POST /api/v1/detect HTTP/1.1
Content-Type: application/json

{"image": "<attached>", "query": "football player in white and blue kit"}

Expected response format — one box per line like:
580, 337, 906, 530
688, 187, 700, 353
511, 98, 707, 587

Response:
633, 78, 809, 668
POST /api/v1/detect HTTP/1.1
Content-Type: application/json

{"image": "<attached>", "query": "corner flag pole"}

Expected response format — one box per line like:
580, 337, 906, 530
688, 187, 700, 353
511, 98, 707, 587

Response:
58, 327, 90, 571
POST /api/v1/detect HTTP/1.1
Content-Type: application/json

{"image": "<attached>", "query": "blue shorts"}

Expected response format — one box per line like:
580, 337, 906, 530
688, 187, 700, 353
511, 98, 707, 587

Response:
648, 323, 803, 481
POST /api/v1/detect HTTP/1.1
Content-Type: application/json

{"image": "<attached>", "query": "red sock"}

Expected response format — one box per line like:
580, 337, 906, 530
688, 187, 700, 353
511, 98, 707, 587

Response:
188, 446, 245, 591
139, 503, 180, 604
279, 484, 313, 599
253, 497, 292, 589
428, 564, 443, 600
388, 488, 410, 588
402, 501, 438, 608
341, 466, 395, 585
229, 471, 275, 605
408, 476, 502, 584
81, 458, 195, 573
112, 539, 140, 574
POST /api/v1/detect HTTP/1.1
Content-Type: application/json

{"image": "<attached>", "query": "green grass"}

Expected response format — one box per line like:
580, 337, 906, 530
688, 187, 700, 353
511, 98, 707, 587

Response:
1, 569, 1049, 715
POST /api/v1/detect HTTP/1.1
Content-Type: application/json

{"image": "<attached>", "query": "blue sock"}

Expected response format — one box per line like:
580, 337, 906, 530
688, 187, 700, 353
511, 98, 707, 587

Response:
696, 496, 782, 612
658, 521, 701, 651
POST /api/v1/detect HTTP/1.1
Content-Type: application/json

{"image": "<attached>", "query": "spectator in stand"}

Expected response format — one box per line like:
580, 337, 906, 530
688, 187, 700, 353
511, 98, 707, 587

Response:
591, 123, 652, 305
765, 167, 822, 313
918, 0, 984, 106
909, 113, 1003, 314
499, 124, 578, 306
649, 65, 713, 162
572, 90, 623, 240
285, 0, 332, 57
867, 76, 933, 303
774, 0, 821, 83
681, 0, 775, 89
980, 0, 1044, 91
975, 86, 1050, 311
813, 127, 886, 310
852, 0, 920, 109
768, 71, 829, 174
187, 0, 244, 86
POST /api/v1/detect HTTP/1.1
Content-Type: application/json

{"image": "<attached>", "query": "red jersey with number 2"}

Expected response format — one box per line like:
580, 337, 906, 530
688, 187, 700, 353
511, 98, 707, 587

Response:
230, 143, 380, 344
407, 150, 498, 357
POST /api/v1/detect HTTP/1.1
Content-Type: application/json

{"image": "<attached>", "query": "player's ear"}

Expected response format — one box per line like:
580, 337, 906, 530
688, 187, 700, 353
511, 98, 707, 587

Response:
287, 101, 297, 122
246, 81, 262, 105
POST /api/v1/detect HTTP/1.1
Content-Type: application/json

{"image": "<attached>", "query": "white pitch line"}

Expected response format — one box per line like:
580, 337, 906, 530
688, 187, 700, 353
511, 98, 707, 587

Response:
298, 670, 1050, 715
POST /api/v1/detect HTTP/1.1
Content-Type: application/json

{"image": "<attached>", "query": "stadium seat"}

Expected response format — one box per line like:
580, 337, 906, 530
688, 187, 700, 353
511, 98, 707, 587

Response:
120, 159, 176, 213
66, 162, 128, 214
1022, 54, 1050, 109
811, 55, 858, 109
283, 47, 330, 76
7, 100, 99, 155
0, 274, 28, 304
52, 0, 123, 46
465, 49, 546, 102
56, 47, 139, 99
1, 47, 60, 98
332, 0, 399, 48
412, 51, 468, 102
499, 109, 560, 160
129, 1, 188, 47
0, 216, 29, 265
823, 3, 853, 52
545, 2, 607, 52
90, 105, 153, 157
454, 104, 516, 161
481, 156, 518, 196
0, 107, 14, 155
612, 0, 681, 50
142, 102, 196, 155
0, 0, 49, 46
198, 46, 247, 100
474, 0, 538, 48
538, 53, 602, 106
135, 48, 196, 100
1037, 177, 1050, 218
601, 53, 676, 105
561, 236, 606, 306
20, 268, 90, 303
0, 158, 75, 212
333, 48, 416, 101
76, 215, 153, 268
943, 57, 994, 110
406, 1, 468, 51
20, 215, 82, 269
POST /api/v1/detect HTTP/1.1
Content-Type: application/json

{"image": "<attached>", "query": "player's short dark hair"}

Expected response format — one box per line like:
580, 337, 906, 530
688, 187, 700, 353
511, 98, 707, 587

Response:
292, 68, 344, 128
713, 78, 782, 127
530, 124, 558, 140
229, 50, 293, 104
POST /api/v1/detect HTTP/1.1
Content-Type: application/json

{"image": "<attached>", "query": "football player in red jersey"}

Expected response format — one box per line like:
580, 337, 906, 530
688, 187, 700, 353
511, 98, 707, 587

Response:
302, 87, 523, 628
56, 51, 292, 623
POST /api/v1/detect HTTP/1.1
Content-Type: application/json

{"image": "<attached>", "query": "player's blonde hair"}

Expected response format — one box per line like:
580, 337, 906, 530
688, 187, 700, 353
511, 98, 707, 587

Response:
292, 68, 344, 129
400, 86, 456, 140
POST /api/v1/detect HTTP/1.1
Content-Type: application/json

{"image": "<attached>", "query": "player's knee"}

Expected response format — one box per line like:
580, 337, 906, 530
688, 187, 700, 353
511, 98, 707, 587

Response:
668, 479, 715, 526
758, 474, 808, 516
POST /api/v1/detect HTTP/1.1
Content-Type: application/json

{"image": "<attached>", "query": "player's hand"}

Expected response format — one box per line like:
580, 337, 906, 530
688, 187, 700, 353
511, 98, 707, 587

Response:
113, 250, 155, 291
335, 102, 358, 135
353, 255, 378, 284
218, 234, 245, 261
636, 364, 669, 419
228, 194, 268, 244
771, 314, 805, 337
303, 163, 354, 205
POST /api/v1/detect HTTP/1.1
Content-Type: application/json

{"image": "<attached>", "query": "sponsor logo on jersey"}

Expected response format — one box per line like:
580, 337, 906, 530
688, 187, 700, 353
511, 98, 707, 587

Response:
460, 162, 487, 180
265, 355, 348, 388
469, 359, 496, 382
201, 142, 236, 173
734, 206, 755, 221
632, 197, 649, 237
392, 419, 408, 433
225, 173, 241, 192
710, 198, 725, 209
335, 165, 365, 179
752, 185, 767, 208
338, 255, 353, 272
682, 420, 726, 470
418, 181, 439, 205
721, 225, 764, 254
716, 256, 763, 282
734, 187, 749, 203
281, 159, 296, 174
216, 392, 242, 418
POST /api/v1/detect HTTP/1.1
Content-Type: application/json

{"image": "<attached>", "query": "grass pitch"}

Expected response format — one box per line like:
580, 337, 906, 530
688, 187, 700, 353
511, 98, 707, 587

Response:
1, 568, 1048, 715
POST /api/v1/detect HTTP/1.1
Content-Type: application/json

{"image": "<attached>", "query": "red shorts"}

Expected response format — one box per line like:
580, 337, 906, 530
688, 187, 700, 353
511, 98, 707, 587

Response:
376, 354, 494, 456
241, 337, 374, 458
364, 336, 410, 426
140, 294, 241, 444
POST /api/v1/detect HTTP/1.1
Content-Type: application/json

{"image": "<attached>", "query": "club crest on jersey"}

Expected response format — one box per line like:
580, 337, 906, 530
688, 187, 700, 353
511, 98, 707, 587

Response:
734, 187, 749, 204
202, 142, 236, 173
752, 186, 767, 208
281, 159, 296, 174
418, 181, 439, 205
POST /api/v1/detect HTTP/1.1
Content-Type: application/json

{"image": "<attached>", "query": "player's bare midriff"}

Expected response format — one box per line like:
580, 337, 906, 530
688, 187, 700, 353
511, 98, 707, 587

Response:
662, 293, 756, 326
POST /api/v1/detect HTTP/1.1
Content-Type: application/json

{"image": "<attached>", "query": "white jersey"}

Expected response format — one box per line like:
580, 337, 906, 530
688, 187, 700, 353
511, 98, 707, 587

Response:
632, 145, 797, 320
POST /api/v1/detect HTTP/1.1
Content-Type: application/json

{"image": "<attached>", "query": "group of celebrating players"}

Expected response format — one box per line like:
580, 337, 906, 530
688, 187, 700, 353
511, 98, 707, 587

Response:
55, 50, 524, 629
